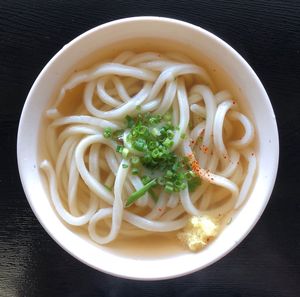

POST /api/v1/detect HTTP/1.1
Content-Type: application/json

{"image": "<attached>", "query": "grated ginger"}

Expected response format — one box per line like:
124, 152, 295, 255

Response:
177, 215, 220, 252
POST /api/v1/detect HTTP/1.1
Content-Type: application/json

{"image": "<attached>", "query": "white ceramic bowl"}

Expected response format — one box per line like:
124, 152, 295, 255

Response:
17, 17, 279, 280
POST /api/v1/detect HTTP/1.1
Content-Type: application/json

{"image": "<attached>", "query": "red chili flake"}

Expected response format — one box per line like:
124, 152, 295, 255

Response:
200, 145, 209, 154
232, 101, 236, 105
251, 152, 255, 156
158, 208, 162, 212
211, 178, 214, 181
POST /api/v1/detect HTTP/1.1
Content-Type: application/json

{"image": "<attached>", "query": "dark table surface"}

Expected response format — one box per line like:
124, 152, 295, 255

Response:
1, 1, 299, 296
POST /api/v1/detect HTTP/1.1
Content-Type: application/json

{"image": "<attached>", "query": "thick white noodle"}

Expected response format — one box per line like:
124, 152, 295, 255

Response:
104, 147, 134, 197
229, 111, 255, 148
167, 193, 180, 209
235, 150, 257, 209
146, 192, 168, 220
190, 104, 206, 118
56, 63, 157, 106
172, 78, 189, 150
96, 78, 123, 107
84, 80, 152, 120
40, 160, 98, 225
88, 159, 129, 244
190, 122, 205, 142
89, 208, 188, 234
57, 125, 101, 147
190, 85, 217, 168
153, 80, 177, 114
215, 90, 232, 104
213, 100, 235, 158
51, 115, 120, 129
75, 135, 115, 205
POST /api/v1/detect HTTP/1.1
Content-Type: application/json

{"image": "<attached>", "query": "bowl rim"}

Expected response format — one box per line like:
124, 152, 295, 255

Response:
17, 16, 279, 280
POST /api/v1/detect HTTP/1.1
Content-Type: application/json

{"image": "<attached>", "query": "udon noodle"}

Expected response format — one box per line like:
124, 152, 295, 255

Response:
40, 50, 256, 251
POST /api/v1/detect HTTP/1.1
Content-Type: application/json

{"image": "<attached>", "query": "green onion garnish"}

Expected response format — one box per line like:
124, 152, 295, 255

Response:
131, 168, 139, 175
141, 175, 151, 185
188, 176, 201, 192
116, 145, 124, 153
130, 156, 140, 165
114, 111, 201, 197
122, 148, 129, 158
133, 139, 147, 151
165, 184, 174, 193
103, 127, 112, 138
125, 115, 135, 128
125, 179, 157, 207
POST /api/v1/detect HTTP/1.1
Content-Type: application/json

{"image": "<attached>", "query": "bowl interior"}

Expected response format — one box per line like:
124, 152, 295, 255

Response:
17, 17, 279, 280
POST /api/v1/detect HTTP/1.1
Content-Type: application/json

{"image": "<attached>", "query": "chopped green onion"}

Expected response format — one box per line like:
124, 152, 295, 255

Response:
137, 125, 148, 135
179, 183, 187, 190
133, 139, 146, 151
150, 128, 160, 137
122, 148, 129, 158
125, 115, 135, 128
167, 130, 174, 138
180, 133, 186, 139
103, 127, 112, 138
185, 170, 196, 180
126, 179, 157, 207
122, 164, 129, 169
148, 140, 158, 150
166, 181, 174, 187
142, 153, 152, 164
174, 180, 185, 189
157, 176, 165, 185
130, 156, 140, 165
166, 170, 173, 178
116, 145, 124, 153
165, 185, 174, 193
132, 168, 139, 175
151, 148, 160, 158
163, 138, 174, 148
149, 115, 161, 125
141, 176, 151, 185
188, 176, 201, 192
163, 112, 172, 121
